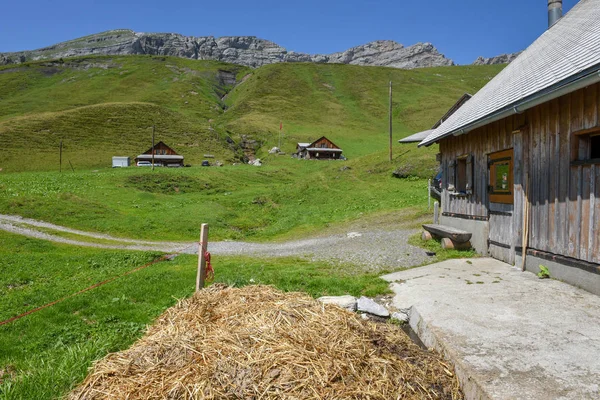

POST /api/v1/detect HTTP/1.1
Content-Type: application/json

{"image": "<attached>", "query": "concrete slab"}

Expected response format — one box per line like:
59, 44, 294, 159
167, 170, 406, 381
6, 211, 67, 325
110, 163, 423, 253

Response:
382, 258, 600, 400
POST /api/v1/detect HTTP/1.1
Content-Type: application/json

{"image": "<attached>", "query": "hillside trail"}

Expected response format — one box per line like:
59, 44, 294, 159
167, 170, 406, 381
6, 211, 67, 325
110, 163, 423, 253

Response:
0, 214, 430, 271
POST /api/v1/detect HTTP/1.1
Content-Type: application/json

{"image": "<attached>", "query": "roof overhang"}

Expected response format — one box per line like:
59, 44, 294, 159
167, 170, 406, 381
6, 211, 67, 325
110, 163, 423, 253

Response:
136, 155, 184, 160
305, 148, 343, 153
419, 67, 600, 147
399, 129, 434, 143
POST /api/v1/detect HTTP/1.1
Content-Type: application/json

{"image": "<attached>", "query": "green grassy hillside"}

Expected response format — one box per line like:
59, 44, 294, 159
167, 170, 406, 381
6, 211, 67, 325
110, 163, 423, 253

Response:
0, 55, 504, 172
0, 56, 249, 172
0, 56, 499, 399
222, 62, 502, 158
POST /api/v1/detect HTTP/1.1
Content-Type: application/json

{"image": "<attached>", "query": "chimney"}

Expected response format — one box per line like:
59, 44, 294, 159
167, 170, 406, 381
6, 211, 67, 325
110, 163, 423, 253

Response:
548, 0, 563, 27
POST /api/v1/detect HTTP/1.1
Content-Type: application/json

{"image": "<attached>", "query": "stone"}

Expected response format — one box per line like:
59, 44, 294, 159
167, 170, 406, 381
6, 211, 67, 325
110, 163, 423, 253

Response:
249, 159, 262, 166
317, 295, 357, 311
268, 147, 280, 154
346, 232, 362, 238
357, 296, 390, 317
391, 311, 409, 323
0, 29, 455, 70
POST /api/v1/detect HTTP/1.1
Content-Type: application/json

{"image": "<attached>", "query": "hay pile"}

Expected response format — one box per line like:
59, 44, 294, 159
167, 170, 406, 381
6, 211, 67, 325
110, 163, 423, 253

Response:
70, 285, 462, 399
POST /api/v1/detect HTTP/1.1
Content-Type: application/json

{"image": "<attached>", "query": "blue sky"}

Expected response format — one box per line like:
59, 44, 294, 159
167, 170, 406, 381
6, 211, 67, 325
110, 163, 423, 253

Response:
0, 0, 579, 65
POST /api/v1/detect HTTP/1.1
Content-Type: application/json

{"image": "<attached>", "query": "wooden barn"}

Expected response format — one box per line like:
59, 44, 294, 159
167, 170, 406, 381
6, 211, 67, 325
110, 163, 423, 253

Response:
135, 141, 184, 167
419, 0, 600, 294
296, 137, 343, 160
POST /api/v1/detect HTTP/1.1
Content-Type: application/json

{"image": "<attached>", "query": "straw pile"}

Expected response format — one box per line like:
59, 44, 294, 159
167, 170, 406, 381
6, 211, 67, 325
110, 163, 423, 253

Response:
70, 285, 462, 399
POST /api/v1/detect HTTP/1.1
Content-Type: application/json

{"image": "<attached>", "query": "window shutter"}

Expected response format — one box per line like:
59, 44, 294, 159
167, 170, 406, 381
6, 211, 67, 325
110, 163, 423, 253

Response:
466, 154, 474, 194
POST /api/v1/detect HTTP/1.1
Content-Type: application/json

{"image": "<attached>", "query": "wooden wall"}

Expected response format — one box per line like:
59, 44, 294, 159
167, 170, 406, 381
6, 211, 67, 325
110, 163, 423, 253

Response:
440, 82, 600, 265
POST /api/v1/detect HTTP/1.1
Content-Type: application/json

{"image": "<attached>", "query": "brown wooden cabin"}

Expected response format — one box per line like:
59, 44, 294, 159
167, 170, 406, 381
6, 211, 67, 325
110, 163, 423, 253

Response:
419, 0, 600, 295
297, 137, 343, 160
135, 141, 184, 167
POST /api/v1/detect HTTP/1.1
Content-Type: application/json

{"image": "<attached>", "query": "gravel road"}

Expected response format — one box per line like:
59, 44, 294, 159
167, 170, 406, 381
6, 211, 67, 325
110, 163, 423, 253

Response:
0, 214, 430, 271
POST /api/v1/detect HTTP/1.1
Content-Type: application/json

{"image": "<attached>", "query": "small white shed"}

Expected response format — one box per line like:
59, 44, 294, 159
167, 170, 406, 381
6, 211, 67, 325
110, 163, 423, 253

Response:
112, 156, 130, 168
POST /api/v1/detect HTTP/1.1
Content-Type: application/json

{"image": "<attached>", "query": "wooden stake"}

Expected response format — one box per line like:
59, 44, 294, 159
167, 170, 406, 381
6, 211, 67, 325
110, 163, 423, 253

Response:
434, 201, 440, 225
196, 223, 209, 292
59, 140, 63, 173
428, 179, 432, 210
389, 81, 393, 162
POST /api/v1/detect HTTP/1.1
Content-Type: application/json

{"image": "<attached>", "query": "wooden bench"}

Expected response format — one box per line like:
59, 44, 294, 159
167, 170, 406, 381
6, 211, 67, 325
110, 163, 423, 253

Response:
422, 224, 472, 250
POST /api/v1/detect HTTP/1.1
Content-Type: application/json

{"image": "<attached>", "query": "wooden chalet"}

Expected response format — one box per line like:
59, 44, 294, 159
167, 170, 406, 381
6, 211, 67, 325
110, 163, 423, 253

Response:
135, 141, 184, 167
296, 137, 343, 160
419, 0, 600, 295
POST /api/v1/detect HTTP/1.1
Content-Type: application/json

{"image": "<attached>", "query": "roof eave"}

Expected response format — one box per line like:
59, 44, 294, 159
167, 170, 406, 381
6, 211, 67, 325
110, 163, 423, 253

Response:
419, 66, 600, 147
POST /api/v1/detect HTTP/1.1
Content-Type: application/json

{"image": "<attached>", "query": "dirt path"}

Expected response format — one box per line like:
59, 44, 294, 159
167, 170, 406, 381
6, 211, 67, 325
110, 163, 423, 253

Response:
0, 214, 430, 271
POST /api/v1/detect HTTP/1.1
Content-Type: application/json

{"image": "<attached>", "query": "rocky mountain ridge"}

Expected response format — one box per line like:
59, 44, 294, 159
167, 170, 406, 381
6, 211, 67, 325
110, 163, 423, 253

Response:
0, 29, 454, 69
472, 52, 522, 65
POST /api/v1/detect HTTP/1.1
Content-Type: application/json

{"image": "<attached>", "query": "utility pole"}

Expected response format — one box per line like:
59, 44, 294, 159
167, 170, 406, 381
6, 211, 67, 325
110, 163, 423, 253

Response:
151, 125, 155, 171
279, 122, 282, 149
59, 140, 63, 173
389, 81, 393, 163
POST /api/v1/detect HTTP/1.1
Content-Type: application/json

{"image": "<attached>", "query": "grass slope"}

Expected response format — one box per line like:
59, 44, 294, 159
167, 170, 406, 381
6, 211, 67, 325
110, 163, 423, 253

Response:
0, 157, 430, 242
0, 231, 388, 399
0, 56, 249, 172
0, 55, 496, 399
222, 62, 504, 157
0, 56, 504, 172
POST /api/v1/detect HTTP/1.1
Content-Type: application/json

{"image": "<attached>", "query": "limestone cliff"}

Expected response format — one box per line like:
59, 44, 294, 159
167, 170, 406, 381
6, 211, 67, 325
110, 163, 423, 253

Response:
0, 29, 454, 69
472, 52, 522, 65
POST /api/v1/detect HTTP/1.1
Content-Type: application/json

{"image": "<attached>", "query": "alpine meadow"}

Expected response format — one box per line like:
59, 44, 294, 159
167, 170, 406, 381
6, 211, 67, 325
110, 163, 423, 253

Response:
0, 54, 502, 399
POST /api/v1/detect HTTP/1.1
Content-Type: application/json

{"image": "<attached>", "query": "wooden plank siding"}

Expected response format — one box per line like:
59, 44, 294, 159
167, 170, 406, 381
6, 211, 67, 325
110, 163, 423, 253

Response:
440, 82, 600, 265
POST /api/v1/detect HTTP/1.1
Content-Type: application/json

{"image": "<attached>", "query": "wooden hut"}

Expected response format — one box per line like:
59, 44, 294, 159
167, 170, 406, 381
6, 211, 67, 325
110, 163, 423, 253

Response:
296, 137, 343, 160
419, 0, 600, 294
135, 141, 184, 167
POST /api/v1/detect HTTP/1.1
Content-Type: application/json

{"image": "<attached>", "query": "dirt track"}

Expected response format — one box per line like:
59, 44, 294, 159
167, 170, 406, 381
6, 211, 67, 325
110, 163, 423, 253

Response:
0, 214, 430, 271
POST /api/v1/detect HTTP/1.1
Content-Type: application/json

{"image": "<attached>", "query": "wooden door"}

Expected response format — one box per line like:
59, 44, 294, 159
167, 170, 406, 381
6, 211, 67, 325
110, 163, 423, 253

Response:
488, 148, 516, 264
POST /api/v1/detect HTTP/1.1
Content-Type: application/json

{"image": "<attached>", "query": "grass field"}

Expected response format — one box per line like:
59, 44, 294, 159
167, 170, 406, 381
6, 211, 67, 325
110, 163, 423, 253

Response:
0, 156, 432, 242
0, 54, 498, 398
0, 231, 390, 399
0, 56, 504, 172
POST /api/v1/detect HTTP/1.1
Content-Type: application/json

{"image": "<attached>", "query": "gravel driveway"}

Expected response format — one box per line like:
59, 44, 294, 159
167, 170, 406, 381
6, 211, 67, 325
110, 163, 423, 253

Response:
0, 214, 430, 271
206, 230, 430, 271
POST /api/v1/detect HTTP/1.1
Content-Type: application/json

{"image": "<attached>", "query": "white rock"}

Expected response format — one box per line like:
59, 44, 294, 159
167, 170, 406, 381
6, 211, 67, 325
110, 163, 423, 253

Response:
346, 232, 362, 238
357, 296, 390, 317
391, 312, 409, 323
317, 295, 357, 311
268, 147, 281, 154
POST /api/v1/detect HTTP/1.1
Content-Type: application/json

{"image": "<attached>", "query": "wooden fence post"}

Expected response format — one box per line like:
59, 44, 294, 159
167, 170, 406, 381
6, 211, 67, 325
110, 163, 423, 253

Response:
196, 224, 209, 292
428, 179, 432, 210
434, 201, 440, 225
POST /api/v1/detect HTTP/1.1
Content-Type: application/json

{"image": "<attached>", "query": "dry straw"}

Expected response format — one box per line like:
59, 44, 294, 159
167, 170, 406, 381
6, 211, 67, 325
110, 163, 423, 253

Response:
70, 285, 462, 399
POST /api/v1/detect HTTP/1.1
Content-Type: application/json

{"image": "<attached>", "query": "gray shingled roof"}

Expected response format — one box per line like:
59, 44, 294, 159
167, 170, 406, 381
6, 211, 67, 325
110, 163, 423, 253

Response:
420, 0, 600, 146
399, 129, 434, 143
